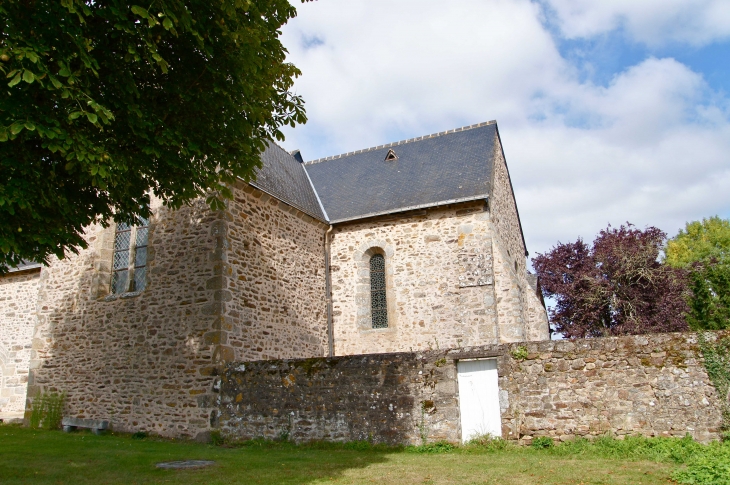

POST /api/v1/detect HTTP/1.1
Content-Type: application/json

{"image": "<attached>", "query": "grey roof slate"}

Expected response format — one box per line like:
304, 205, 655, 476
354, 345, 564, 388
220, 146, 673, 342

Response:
304, 121, 497, 223
250, 141, 327, 221
7, 260, 42, 273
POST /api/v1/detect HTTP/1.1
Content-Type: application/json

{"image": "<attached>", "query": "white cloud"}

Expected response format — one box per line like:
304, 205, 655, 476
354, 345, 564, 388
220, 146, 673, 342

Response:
279, 0, 730, 257
504, 57, 730, 252
282, 0, 563, 153
542, 0, 730, 46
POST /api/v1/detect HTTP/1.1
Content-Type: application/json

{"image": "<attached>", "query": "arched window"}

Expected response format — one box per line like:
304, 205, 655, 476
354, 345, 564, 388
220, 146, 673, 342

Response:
370, 254, 388, 328
112, 217, 149, 294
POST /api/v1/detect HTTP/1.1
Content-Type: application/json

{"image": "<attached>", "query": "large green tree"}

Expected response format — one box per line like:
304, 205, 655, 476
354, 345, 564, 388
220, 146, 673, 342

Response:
0, 0, 306, 271
666, 216, 730, 330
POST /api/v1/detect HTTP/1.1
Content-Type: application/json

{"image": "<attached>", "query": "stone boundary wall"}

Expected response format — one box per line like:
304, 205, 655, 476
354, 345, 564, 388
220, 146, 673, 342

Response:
499, 332, 725, 444
216, 332, 726, 444
216, 352, 459, 444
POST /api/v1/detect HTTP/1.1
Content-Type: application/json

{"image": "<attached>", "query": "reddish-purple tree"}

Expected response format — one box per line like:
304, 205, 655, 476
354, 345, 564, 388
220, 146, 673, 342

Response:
532, 224, 690, 338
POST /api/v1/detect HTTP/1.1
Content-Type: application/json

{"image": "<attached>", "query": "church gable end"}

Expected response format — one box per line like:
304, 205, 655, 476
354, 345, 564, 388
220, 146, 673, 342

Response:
321, 121, 549, 354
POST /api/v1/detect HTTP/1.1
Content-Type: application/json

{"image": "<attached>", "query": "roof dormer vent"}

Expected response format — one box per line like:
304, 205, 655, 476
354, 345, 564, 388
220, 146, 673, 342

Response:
384, 149, 398, 161
291, 149, 304, 164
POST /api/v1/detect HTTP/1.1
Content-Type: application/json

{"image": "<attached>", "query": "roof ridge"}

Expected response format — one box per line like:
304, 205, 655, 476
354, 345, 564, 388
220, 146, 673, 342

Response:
263, 137, 289, 154
304, 120, 497, 165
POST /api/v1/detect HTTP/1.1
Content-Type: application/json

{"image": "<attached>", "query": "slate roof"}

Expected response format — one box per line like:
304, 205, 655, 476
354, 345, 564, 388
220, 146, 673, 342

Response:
303, 121, 498, 223
250, 141, 327, 221
7, 260, 42, 273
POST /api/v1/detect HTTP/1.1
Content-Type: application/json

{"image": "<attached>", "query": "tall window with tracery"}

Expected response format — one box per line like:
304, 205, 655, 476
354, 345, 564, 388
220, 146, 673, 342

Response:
370, 254, 388, 328
112, 217, 149, 294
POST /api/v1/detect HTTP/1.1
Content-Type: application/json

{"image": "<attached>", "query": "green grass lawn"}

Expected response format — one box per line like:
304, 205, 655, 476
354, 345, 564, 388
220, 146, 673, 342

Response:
0, 425, 720, 485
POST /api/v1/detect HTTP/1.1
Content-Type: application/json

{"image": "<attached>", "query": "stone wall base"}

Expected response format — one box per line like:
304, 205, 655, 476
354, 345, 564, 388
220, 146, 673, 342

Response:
216, 332, 727, 444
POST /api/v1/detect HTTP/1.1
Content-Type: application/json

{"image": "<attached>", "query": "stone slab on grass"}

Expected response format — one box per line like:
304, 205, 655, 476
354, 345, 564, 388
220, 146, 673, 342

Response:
156, 460, 215, 470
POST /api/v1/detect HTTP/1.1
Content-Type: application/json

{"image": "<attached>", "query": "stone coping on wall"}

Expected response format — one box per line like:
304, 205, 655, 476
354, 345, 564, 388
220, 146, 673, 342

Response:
219, 329, 727, 368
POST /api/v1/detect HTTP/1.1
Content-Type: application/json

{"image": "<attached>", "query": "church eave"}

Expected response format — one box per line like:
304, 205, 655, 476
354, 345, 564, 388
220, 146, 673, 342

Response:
329, 194, 489, 225
244, 178, 329, 223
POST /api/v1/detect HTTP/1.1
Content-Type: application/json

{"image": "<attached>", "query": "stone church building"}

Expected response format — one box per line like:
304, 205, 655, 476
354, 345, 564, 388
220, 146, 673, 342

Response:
0, 120, 548, 437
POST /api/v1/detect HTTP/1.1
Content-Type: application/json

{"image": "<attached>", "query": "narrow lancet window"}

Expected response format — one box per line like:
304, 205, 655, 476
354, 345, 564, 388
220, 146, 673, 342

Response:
112, 222, 131, 294
133, 219, 149, 291
112, 217, 149, 294
370, 254, 388, 328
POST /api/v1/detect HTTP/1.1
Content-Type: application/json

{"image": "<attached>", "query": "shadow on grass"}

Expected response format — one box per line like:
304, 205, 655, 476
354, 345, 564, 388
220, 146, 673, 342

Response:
0, 425, 395, 485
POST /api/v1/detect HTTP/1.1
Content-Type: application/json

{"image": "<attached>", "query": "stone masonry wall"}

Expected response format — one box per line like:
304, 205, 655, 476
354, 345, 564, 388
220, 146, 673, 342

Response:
330, 202, 502, 355
525, 284, 550, 342
489, 133, 546, 341
216, 332, 725, 445
490, 133, 527, 290
0, 270, 40, 421
28, 198, 224, 439
329, 200, 548, 356
217, 352, 460, 444
498, 332, 726, 444
223, 181, 329, 361
27, 183, 328, 439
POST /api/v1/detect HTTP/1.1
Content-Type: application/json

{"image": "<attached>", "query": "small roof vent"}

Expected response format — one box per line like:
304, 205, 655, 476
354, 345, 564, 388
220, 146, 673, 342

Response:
384, 149, 398, 161
291, 149, 304, 164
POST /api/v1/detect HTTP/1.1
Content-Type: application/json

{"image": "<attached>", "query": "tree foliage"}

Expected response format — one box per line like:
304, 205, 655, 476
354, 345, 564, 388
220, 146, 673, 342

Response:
532, 224, 689, 338
666, 216, 730, 267
666, 217, 730, 330
0, 0, 306, 271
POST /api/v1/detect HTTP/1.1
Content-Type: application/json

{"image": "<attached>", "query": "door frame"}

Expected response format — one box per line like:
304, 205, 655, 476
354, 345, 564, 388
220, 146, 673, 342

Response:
456, 357, 502, 442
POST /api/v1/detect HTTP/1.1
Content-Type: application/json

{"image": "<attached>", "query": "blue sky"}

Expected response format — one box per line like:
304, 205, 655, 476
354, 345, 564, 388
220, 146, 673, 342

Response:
556, 30, 730, 96
279, 0, 730, 257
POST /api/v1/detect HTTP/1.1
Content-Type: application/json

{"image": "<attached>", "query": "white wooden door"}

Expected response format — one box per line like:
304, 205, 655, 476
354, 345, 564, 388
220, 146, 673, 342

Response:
457, 359, 502, 442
